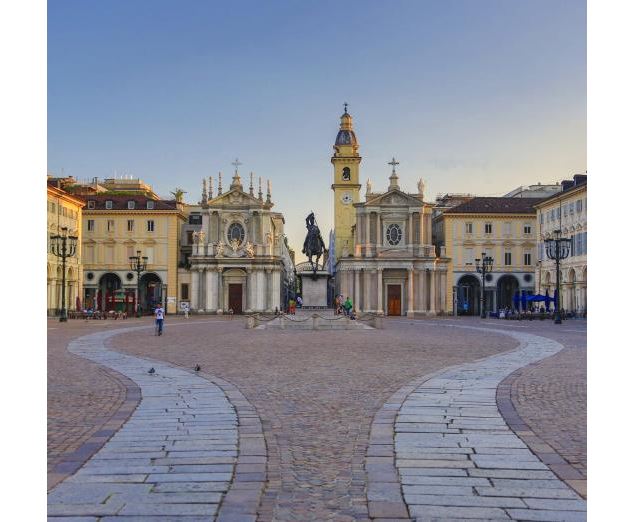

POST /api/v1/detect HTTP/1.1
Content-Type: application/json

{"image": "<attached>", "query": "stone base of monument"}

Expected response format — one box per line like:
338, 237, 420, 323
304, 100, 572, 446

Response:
298, 270, 330, 308
248, 312, 374, 330
246, 311, 382, 330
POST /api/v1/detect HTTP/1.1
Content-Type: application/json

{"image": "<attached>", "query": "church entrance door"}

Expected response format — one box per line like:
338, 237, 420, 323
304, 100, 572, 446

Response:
228, 284, 243, 314
387, 284, 401, 316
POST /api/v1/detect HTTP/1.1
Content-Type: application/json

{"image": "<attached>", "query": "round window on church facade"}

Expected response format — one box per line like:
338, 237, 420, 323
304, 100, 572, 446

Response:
386, 224, 402, 245
227, 222, 245, 245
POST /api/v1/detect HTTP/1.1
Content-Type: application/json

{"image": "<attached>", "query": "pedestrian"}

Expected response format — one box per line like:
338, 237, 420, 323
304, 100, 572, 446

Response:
154, 304, 165, 335
297, 296, 303, 309
343, 296, 353, 317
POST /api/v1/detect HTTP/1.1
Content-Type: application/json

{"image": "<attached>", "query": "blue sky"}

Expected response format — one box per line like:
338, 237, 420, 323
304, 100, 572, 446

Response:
48, 0, 586, 254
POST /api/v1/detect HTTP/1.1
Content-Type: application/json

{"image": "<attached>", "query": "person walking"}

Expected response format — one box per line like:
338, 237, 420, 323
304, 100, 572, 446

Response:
154, 305, 165, 335
296, 296, 303, 309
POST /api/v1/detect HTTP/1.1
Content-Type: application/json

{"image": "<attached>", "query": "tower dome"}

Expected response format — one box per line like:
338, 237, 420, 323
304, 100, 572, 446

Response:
335, 104, 358, 146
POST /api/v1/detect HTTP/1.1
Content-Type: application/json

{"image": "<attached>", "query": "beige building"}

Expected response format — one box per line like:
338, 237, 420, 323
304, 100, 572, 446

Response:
436, 198, 539, 315
47, 177, 85, 316
535, 175, 587, 314
178, 167, 294, 314
331, 108, 449, 316
80, 191, 185, 314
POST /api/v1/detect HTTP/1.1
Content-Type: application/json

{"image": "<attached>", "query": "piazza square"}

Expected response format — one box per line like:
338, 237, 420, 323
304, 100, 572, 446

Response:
35, 1, 599, 520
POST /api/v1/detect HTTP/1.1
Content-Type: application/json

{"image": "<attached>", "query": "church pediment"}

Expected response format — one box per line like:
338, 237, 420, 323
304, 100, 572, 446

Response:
208, 189, 264, 208
365, 189, 423, 208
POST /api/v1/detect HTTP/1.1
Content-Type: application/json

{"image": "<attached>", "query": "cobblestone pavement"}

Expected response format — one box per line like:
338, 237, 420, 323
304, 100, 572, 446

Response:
48, 316, 586, 521
388, 325, 586, 521
48, 325, 243, 520
47, 319, 142, 489
442, 319, 587, 497
113, 317, 516, 520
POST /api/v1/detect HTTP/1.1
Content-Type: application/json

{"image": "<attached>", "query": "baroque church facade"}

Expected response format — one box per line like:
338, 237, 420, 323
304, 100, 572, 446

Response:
331, 108, 450, 316
179, 167, 295, 314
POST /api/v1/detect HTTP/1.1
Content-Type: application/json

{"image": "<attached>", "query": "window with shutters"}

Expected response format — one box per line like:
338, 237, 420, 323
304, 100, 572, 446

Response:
504, 251, 512, 265
504, 222, 512, 236
524, 252, 532, 266
484, 222, 493, 235
181, 283, 189, 300
127, 220, 134, 232
147, 220, 155, 232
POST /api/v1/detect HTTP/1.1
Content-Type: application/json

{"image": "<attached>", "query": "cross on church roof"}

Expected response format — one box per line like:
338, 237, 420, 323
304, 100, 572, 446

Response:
343, 102, 348, 114
231, 158, 242, 173
388, 157, 400, 174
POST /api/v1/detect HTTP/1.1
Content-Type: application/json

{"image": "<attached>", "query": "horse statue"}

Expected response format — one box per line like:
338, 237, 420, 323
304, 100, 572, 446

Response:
302, 211, 327, 278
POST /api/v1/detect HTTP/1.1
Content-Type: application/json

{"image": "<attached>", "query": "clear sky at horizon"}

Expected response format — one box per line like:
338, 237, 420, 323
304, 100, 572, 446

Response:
48, 0, 586, 254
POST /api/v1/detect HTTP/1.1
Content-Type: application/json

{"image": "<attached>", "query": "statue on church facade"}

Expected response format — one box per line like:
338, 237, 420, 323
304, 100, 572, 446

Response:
302, 211, 327, 277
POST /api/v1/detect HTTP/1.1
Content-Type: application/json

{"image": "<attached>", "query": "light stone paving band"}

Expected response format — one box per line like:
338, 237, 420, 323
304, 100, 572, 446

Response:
394, 327, 586, 521
48, 325, 258, 521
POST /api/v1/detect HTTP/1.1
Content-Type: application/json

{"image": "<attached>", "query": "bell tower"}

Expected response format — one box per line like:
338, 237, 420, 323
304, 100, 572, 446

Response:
331, 103, 362, 259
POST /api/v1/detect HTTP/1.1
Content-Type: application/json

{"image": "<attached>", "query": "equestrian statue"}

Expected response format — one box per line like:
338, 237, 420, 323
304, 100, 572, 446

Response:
302, 211, 327, 278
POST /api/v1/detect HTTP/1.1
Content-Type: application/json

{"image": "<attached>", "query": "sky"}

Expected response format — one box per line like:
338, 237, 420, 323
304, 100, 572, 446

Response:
48, 0, 586, 255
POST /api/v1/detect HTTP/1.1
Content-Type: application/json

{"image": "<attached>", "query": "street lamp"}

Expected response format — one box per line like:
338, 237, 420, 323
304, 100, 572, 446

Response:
50, 227, 78, 322
545, 230, 571, 325
475, 252, 494, 319
129, 250, 148, 317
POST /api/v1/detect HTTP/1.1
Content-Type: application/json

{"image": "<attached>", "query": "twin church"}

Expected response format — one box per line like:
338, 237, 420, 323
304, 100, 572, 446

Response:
183, 106, 448, 316
330, 107, 449, 316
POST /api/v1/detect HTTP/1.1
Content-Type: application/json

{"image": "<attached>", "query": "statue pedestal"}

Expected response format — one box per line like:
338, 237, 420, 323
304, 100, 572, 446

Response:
299, 271, 330, 308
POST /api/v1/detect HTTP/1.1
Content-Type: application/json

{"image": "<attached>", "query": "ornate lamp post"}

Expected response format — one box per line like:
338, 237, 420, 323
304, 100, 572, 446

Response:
545, 230, 571, 324
129, 250, 148, 317
475, 252, 494, 319
50, 227, 78, 322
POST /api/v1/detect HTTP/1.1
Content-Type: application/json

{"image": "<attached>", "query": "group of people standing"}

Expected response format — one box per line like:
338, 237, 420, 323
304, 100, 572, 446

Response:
334, 295, 356, 319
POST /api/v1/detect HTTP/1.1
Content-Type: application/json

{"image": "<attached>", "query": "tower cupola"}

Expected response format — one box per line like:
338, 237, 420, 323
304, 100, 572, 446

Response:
334, 103, 358, 147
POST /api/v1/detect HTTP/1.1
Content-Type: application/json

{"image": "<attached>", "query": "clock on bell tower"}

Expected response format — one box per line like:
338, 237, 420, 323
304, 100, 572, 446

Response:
331, 103, 361, 260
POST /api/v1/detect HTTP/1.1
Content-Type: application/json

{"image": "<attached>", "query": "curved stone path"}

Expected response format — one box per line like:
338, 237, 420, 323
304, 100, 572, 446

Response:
384, 326, 586, 521
48, 325, 263, 521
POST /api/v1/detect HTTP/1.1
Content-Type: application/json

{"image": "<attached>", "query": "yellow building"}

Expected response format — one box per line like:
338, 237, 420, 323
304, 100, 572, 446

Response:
47, 177, 85, 316
436, 198, 539, 315
81, 193, 185, 314
331, 105, 362, 259
535, 175, 587, 314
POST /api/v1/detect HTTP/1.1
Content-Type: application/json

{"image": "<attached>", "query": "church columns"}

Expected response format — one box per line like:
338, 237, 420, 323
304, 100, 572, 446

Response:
377, 269, 383, 314
420, 212, 426, 245
354, 270, 361, 312
429, 268, 437, 314
271, 270, 281, 311
376, 214, 382, 246
363, 270, 372, 312
246, 269, 255, 313
205, 269, 216, 312
407, 268, 415, 318
190, 269, 200, 311
418, 270, 426, 313
365, 213, 372, 257
266, 269, 274, 312
408, 213, 414, 246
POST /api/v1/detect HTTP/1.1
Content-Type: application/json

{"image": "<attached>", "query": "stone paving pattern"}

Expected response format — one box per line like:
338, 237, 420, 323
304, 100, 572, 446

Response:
48, 316, 586, 521
48, 321, 138, 489
48, 326, 240, 520
113, 318, 516, 520
392, 326, 586, 521
510, 334, 587, 479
